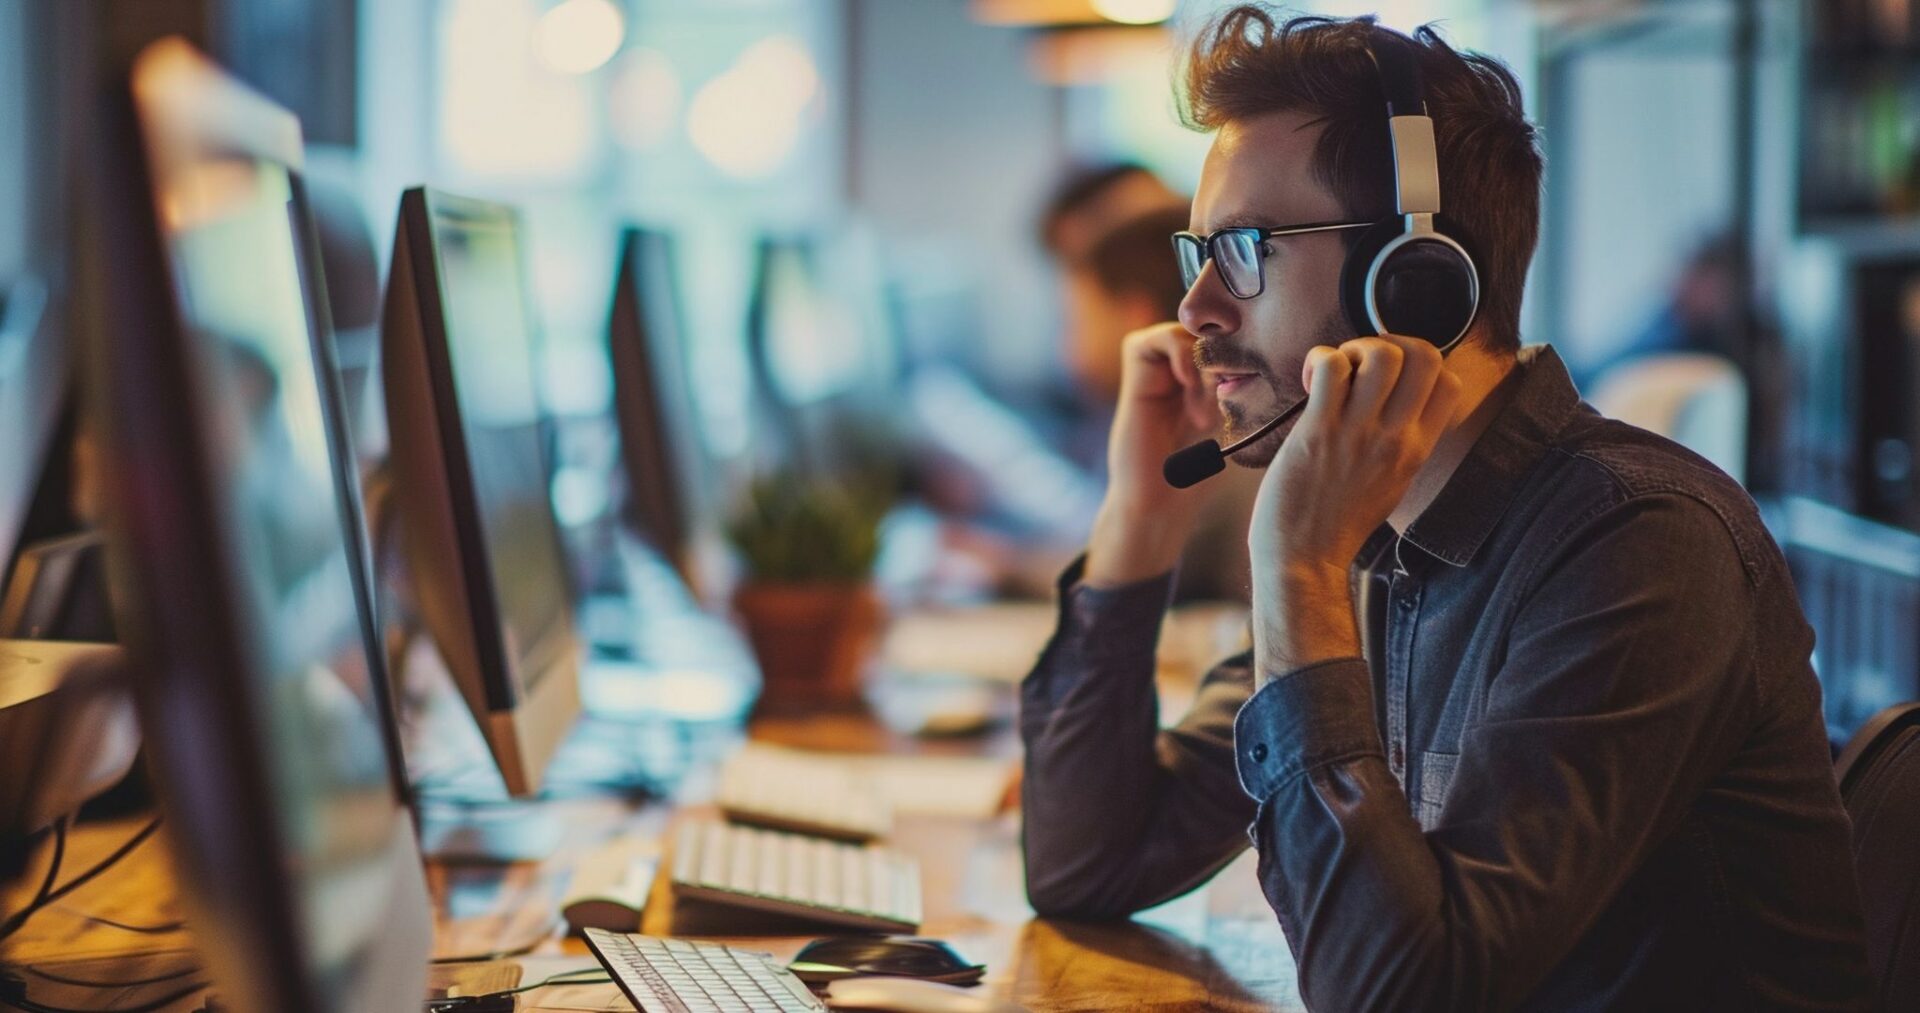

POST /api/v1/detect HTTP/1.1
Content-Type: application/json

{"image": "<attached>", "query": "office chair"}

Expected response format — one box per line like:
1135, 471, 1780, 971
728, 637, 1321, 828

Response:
1835, 700, 1920, 1007
1586, 352, 1747, 484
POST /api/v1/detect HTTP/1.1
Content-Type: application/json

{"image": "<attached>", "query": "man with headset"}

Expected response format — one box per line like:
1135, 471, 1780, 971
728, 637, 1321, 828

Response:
1018, 9, 1872, 1010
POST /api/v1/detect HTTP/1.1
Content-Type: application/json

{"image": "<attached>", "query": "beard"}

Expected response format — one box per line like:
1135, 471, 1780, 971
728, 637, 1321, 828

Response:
1202, 307, 1351, 468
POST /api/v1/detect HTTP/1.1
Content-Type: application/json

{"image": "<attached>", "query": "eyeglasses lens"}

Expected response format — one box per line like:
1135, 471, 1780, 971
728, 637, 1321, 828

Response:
1213, 230, 1262, 299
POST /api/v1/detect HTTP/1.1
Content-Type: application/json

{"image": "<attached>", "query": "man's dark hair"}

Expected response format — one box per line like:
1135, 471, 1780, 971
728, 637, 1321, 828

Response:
1182, 8, 1542, 352
1081, 206, 1192, 322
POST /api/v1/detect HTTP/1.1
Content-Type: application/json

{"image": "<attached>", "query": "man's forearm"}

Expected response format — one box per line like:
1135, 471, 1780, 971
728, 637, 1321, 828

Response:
1083, 498, 1202, 589
1018, 559, 1252, 917
1253, 559, 1362, 684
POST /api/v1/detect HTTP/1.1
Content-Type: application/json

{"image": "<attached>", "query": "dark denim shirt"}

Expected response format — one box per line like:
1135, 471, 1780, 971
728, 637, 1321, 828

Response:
1019, 346, 1873, 1012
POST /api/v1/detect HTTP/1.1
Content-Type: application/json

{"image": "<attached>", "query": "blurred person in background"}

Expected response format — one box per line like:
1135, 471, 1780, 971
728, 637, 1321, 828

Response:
914, 164, 1255, 602
1060, 202, 1259, 602
1019, 9, 1871, 1010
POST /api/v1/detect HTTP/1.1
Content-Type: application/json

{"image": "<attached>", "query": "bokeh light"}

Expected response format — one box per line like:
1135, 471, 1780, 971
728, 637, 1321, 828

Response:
609, 48, 683, 151
1091, 0, 1174, 26
686, 34, 821, 179
534, 0, 625, 75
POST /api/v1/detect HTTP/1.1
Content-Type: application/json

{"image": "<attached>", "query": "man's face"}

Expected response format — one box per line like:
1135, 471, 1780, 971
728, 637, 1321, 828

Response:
1179, 110, 1354, 467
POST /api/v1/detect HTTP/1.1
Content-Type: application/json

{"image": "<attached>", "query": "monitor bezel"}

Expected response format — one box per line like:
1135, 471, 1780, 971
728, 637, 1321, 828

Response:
87, 37, 431, 1013
379, 185, 582, 798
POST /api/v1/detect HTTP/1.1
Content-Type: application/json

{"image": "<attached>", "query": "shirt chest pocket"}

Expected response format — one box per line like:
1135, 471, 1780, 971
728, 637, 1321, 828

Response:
1414, 751, 1459, 830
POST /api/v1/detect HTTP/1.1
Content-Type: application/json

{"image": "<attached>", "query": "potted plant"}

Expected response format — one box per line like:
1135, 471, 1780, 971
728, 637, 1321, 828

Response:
725, 471, 891, 715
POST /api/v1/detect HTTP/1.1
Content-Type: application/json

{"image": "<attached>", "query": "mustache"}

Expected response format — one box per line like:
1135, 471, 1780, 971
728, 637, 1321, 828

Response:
1192, 337, 1268, 376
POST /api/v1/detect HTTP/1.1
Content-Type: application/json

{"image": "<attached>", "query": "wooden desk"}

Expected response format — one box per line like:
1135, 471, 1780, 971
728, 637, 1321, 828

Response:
2, 676, 1304, 1010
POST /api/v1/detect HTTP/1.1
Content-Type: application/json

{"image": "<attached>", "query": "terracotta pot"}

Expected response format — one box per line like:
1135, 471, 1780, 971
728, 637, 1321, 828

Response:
732, 581, 884, 714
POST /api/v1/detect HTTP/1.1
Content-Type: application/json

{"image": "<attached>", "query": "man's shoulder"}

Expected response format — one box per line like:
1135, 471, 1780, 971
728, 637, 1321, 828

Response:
1539, 408, 1777, 587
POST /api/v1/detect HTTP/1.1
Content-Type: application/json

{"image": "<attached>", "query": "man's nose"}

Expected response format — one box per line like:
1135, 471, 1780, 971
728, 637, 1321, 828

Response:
1178, 261, 1241, 338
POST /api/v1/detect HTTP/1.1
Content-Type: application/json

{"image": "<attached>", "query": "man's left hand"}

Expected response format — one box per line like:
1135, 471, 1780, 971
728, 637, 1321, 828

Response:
1249, 334, 1463, 680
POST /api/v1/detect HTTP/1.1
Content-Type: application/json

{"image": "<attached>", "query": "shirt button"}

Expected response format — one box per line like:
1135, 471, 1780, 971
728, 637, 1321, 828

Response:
1250, 743, 1269, 763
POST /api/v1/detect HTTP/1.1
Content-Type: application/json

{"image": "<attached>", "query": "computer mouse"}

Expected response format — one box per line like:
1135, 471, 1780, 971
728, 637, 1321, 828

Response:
793, 936, 983, 984
822, 975, 1024, 1013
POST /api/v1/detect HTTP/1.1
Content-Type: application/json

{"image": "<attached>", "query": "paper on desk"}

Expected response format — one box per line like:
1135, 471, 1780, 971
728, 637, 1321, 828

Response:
736, 743, 1015, 819
528, 984, 632, 1011
883, 603, 1058, 683
884, 601, 1249, 685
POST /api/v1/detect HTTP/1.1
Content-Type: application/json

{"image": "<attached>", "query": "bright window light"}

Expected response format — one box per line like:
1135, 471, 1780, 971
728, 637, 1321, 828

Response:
441, 0, 595, 178
535, 0, 625, 75
686, 34, 821, 179
1092, 0, 1175, 25
609, 48, 682, 151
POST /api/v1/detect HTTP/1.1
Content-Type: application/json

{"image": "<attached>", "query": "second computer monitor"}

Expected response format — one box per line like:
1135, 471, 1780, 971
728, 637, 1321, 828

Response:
381, 187, 581, 797
608, 227, 707, 584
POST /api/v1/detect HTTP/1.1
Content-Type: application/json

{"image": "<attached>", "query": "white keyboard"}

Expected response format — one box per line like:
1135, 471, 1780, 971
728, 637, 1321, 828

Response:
669, 820, 921, 933
583, 929, 825, 1013
716, 749, 892, 842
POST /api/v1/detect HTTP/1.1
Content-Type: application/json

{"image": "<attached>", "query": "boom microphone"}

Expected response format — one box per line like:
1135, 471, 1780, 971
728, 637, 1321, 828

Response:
1162, 397, 1307, 489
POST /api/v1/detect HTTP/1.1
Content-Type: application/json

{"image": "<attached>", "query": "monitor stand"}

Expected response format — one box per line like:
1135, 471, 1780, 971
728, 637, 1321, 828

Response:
396, 667, 567, 865
415, 799, 564, 864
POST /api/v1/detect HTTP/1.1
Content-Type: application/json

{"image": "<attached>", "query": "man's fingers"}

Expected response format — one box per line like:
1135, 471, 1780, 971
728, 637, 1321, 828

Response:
1342, 338, 1405, 424
1131, 325, 1201, 388
1375, 334, 1444, 430
1299, 346, 1352, 431
1418, 369, 1464, 434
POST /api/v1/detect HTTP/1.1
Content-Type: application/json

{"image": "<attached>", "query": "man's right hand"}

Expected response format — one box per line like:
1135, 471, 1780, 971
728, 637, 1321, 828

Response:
1083, 322, 1221, 588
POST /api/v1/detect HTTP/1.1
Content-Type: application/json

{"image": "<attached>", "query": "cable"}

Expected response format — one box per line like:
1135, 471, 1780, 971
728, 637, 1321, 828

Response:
41, 818, 162, 906
0, 978, 209, 1013
0, 819, 67, 944
494, 968, 612, 996
1, 817, 162, 946
48, 907, 186, 935
23, 964, 199, 990
423, 969, 613, 1011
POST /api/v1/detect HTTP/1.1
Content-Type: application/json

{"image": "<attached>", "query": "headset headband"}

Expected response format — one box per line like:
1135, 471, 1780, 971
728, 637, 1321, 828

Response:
1366, 30, 1441, 218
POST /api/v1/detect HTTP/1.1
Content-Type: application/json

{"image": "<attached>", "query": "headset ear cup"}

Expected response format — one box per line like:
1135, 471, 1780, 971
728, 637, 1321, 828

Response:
1374, 238, 1478, 348
1340, 220, 1481, 349
1340, 220, 1403, 338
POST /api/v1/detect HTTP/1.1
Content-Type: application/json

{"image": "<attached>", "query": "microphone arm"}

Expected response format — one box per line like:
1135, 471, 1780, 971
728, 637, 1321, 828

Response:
1219, 396, 1306, 456
1161, 396, 1307, 489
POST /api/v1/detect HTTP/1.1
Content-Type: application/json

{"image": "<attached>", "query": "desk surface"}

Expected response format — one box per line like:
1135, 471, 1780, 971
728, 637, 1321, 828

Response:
2, 644, 1301, 1011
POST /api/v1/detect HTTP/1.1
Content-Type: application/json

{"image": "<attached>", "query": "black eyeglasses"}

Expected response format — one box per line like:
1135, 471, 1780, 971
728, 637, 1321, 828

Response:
1172, 222, 1372, 300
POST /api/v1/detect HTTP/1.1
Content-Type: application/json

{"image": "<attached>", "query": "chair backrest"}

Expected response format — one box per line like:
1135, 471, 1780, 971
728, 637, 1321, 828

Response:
1770, 497, 1920, 746
1836, 701, 1920, 1008
1586, 352, 1747, 483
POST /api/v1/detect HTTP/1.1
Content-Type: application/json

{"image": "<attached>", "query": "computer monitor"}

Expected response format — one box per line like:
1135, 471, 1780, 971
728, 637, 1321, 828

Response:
743, 233, 903, 477
84, 39, 430, 1013
0, 275, 60, 581
608, 227, 706, 586
380, 187, 582, 798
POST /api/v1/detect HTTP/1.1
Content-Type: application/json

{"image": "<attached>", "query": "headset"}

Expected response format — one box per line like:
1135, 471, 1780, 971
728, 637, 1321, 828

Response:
1340, 27, 1480, 352
1164, 26, 1480, 490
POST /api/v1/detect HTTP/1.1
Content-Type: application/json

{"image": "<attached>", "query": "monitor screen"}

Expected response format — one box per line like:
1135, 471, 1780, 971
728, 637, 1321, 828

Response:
0, 277, 57, 574
424, 203, 574, 696
97, 39, 428, 1012
164, 143, 407, 991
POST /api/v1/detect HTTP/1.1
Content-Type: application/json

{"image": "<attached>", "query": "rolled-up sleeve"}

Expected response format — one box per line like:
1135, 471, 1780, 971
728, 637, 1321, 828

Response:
1019, 557, 1256, 918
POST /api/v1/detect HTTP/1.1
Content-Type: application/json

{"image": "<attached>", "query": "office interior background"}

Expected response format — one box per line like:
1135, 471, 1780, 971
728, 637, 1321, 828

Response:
8, 0, 1920, 746
4, 0, 1920, 1004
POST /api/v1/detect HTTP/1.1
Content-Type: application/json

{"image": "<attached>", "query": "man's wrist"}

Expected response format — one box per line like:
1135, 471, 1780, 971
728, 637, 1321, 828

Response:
1253, 558, 1360, 679
1083, 497, 1196, 589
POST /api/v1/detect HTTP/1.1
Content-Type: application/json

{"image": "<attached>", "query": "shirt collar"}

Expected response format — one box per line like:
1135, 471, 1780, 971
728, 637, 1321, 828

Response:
1399, 344, 1585, 568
